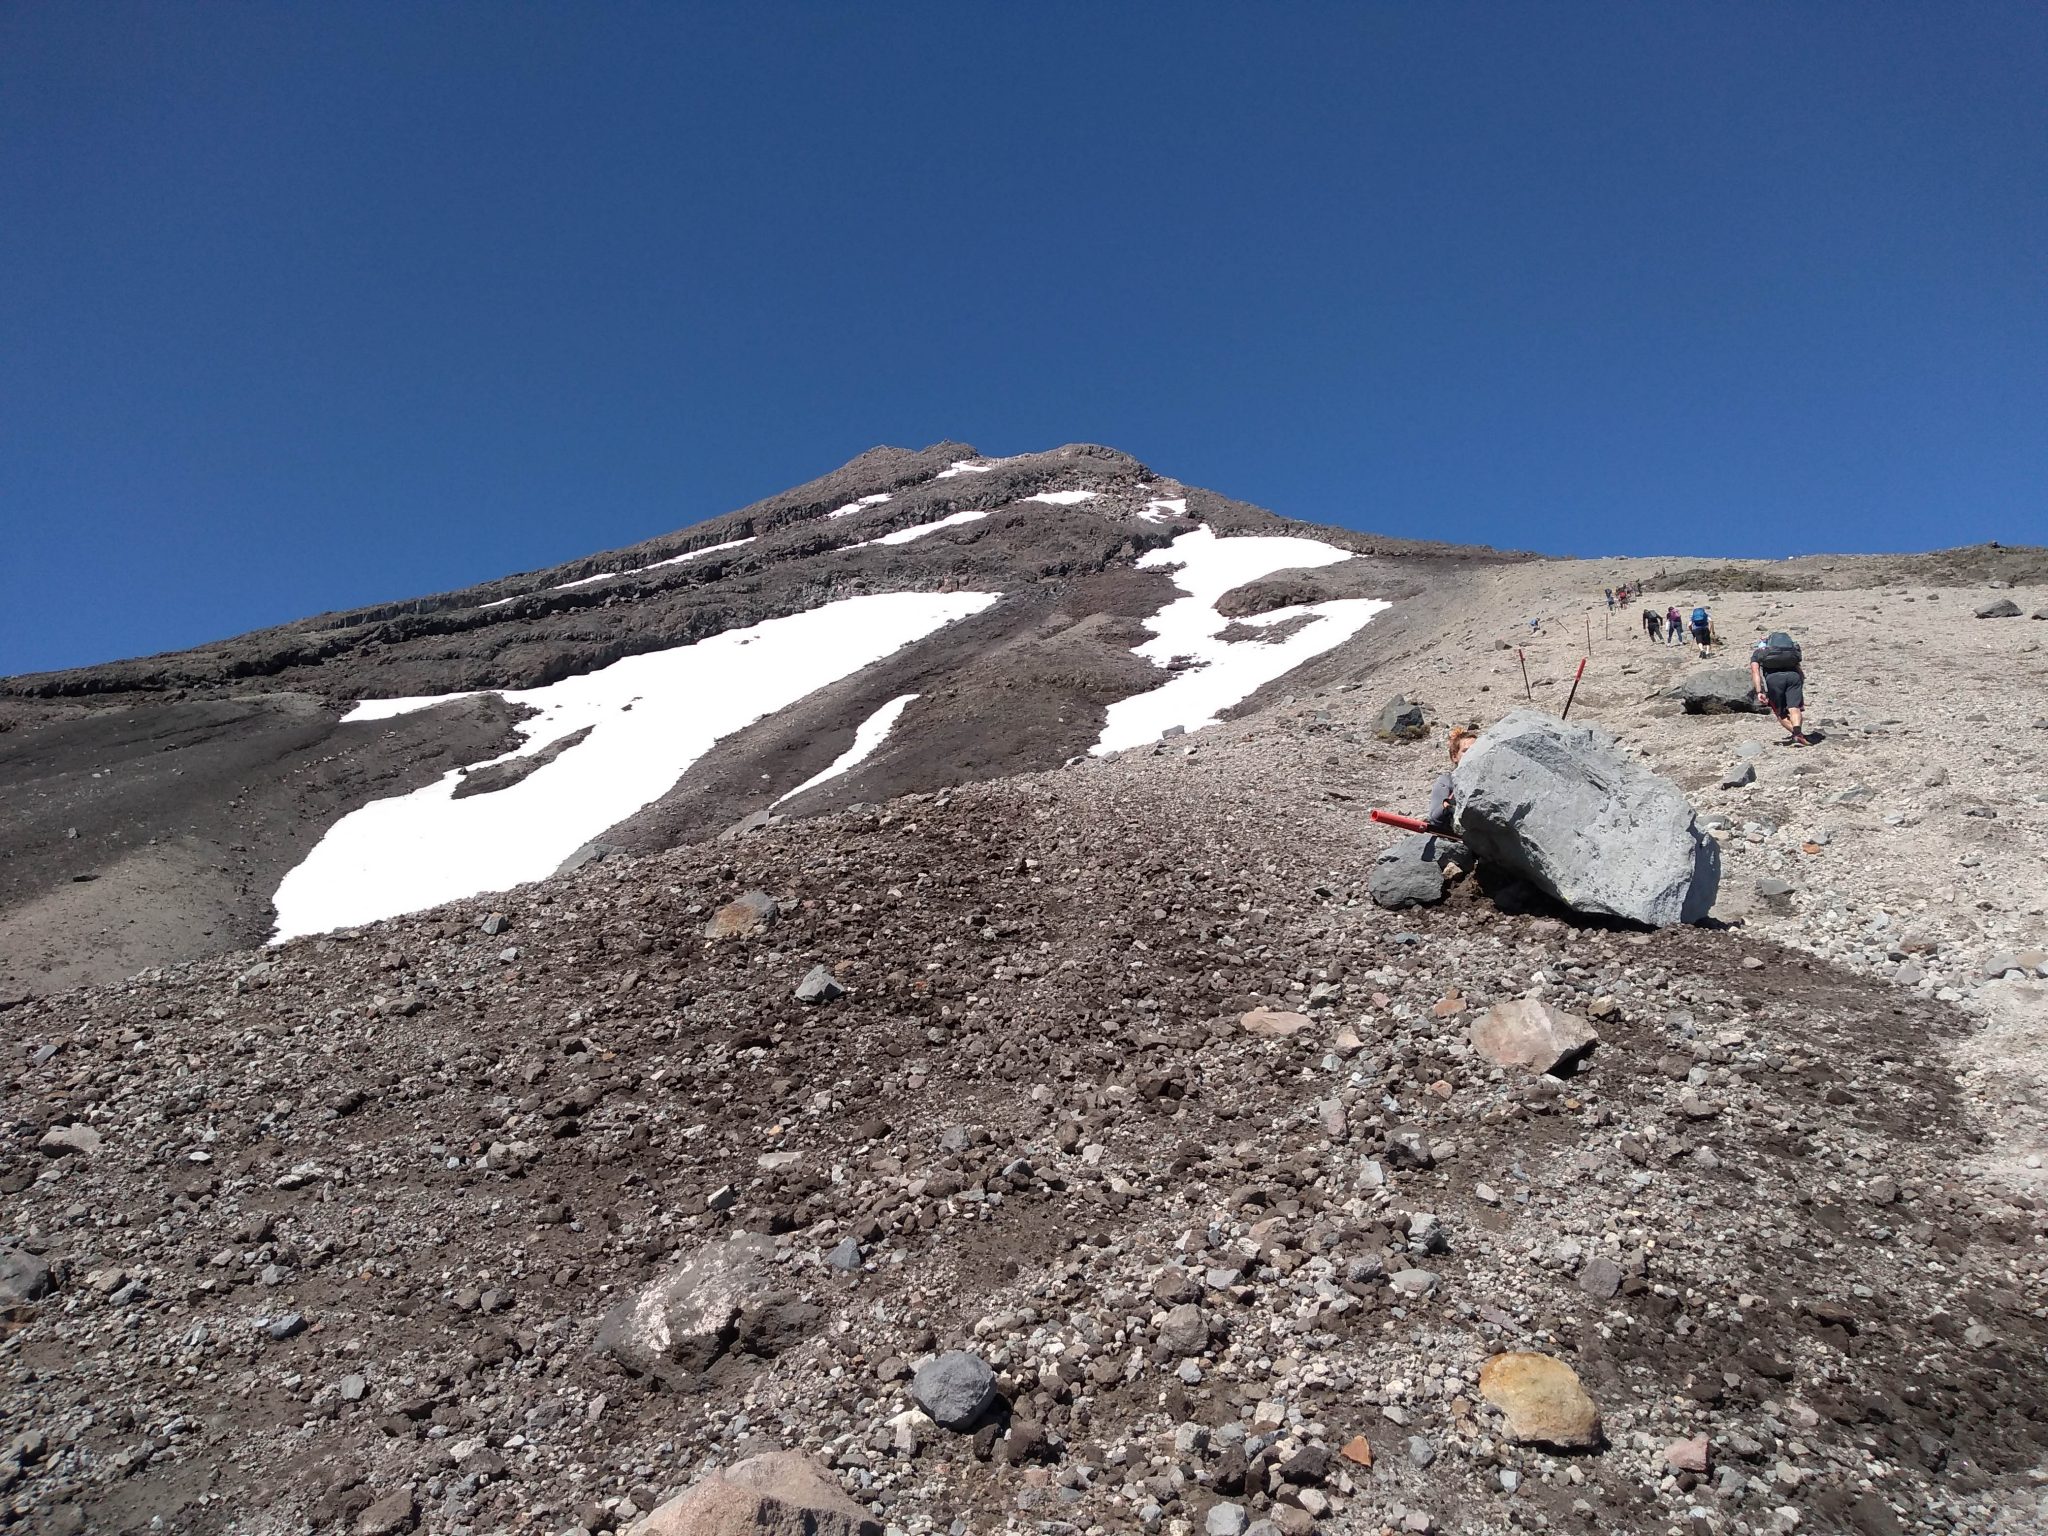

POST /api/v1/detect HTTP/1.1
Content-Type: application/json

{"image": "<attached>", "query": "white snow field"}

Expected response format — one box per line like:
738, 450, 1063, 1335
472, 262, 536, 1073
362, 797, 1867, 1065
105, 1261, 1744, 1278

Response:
272, 593, 999, 939
478, 536, 756, 606
854, 510, 989, 548
934, 459, 997, 479
1092, 526, 1388, 755
1026, 490, 1097, 506
1139, 497, 1188, 522
774, 693, 919, 805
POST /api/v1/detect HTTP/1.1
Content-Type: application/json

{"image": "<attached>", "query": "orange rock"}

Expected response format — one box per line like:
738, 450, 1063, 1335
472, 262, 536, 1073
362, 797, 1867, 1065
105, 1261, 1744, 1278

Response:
1340, 1434, 1374, 1467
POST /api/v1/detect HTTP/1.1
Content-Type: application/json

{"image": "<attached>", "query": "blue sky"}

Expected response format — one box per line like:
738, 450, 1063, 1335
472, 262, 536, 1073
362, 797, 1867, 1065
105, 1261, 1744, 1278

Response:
4, 4, 2044, 674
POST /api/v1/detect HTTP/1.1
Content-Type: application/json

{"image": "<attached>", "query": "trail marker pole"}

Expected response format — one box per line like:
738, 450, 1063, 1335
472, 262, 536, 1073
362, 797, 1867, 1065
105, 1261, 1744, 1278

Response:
1586, 613, 1593, 653
1517, 648, 1532, 701
1561, 657, 1588, 720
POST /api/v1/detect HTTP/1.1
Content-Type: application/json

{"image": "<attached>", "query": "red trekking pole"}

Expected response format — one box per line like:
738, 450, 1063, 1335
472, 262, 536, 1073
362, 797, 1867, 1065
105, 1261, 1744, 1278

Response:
1560, 657, 1588, 720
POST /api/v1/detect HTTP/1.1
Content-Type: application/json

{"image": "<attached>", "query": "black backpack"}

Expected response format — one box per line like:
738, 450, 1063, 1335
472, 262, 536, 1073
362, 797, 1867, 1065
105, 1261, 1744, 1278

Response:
1753, 631, 1802, 673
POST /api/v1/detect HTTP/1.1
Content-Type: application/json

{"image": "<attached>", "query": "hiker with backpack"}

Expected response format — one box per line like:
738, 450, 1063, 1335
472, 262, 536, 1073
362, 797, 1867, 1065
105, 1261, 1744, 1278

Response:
1750, 630, 1810, 746
1643, 606, 1663, 642
1665, 605, 1684, 646
1689, 604, 1713, 656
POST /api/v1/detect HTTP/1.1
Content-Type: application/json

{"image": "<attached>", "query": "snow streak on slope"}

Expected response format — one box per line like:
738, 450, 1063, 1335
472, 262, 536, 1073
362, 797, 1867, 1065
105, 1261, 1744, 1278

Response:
273, 594, 999, 938
934, 459, 997, 479
774, 694, 919, 805
1093, 527, 1389, 755
827, 494, 893, 519
855, 510, 989, 548
1027, 490, 1097, 506
479, 537, 757, 606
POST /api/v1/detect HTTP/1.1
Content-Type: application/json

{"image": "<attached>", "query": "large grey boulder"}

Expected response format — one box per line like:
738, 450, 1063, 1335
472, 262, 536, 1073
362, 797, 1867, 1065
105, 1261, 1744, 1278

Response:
1669, 669, 1761, 714
1369, 834, 1451, 909
911, 1349, 997, 1429
0, 1249, 54, 1304
1452, 711, 1719, 926
1975, 598, 2021, 618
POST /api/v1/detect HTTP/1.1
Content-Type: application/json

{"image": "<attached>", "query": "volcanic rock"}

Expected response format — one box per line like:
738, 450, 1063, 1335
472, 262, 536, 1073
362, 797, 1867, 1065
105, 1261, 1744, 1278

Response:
1452, 710, 1719, 925
1374, 695, 1428, 742
1975, 598, 2021, 618
1478, 1351, 1602, 1448
1671, 668, 1765, 713
625, 1451, 881, 1536
1369, 834, 1449, 910
0, 1250, 54, 1304
1239, 1007, 1310, 1039
704, 890, 780, 939
912, 1349, 996, 1430
596, 1234, 776, 1384
794, 966, 845, 1005
1468, 998, 1598, 1076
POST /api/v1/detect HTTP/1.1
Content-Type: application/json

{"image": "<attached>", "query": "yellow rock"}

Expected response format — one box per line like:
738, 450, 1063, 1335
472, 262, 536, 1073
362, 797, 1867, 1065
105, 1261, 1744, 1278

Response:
1478, 1351, 1601, 1448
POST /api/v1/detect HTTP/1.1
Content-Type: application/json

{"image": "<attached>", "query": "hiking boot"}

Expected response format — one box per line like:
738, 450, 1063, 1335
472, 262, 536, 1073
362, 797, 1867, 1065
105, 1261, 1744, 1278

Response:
1791, 731, 1812, 747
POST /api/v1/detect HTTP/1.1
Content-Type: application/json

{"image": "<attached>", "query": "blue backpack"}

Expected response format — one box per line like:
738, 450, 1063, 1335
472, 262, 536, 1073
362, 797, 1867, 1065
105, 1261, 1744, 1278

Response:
1691, 607, 1708, 628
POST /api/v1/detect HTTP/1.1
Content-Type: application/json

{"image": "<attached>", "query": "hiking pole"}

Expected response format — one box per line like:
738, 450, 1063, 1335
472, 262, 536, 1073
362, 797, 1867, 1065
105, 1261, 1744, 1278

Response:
1586, 613, 1592, 654
1560, 657, 1588, 720
1517, 648, 1532, 701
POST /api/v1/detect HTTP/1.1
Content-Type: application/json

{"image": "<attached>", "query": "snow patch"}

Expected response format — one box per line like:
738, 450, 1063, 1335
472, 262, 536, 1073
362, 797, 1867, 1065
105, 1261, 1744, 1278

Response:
274, 592, 1000, 939
827, 493, 893, 520
934, 459, 997, 479
855, 510, 989, 548
1026, 490, 1097, 506
1139, 497, 1188, 522
775, 693, 919, 805
1092, 526, 1388, 755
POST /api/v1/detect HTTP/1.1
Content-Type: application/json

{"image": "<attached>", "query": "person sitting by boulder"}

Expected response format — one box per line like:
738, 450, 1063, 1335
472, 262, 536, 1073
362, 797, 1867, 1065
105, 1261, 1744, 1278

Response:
1423, 726, 1480, 831
1749, 630, 1811, 746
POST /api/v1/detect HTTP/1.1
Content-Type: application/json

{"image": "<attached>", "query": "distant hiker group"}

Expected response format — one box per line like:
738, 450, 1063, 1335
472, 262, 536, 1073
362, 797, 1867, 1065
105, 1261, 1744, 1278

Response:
1625, 596, 1717, 655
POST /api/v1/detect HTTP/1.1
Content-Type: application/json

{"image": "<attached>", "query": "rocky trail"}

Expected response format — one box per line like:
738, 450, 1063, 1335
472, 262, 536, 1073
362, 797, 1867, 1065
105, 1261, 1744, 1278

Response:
4, 582, 2046, 1536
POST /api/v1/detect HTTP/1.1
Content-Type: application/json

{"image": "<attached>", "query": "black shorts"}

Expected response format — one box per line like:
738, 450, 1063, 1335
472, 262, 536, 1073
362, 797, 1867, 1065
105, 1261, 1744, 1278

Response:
1763, 669, 1804, 712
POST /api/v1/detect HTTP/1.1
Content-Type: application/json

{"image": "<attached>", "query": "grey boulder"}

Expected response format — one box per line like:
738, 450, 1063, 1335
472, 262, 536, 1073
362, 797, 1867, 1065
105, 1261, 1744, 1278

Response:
912, 1349, 997, 1429
0, 1249, 55, 1304
1452, 710, 1719, 926
597, 1234, 816, 1386
1374, 695, 1428, 742
1369, 833, 1451, 909
795, 966, 845, 1005
1975, 598, 2021, 618
1670, 669, 1761, 714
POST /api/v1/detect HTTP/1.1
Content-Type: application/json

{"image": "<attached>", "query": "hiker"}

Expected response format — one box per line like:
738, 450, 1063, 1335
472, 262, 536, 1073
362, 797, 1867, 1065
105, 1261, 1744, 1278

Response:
1688, 604, 1712, 654
1643, 606, 1662, 642
1605, 588, 1615, 610
1423, 726, 1480, 832
1750, 630, 1811, 746
1665, 605, 1684, 646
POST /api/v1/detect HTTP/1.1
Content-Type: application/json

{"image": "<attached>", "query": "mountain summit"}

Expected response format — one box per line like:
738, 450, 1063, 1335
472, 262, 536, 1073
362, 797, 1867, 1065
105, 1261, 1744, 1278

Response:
0, 443, 1515, 992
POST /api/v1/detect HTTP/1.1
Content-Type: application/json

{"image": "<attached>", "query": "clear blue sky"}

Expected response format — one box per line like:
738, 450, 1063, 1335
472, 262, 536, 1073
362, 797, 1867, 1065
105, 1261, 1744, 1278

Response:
5, 4, 2045, 674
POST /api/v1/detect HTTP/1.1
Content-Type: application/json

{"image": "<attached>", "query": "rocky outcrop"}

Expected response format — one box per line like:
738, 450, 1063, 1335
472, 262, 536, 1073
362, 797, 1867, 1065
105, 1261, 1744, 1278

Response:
1452, 711, 1719, 926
